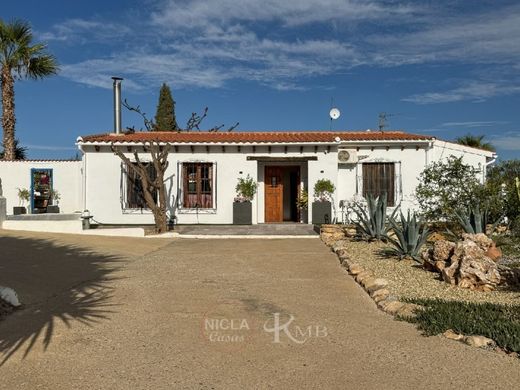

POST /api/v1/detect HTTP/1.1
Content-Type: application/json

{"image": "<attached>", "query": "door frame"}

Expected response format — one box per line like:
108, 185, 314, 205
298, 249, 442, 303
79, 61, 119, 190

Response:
264, 165, 301, 223
264, 165, 283, 223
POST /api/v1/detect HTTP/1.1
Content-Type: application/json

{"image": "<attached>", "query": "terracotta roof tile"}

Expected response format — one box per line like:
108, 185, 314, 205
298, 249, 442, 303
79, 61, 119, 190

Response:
79, 130, 434, 144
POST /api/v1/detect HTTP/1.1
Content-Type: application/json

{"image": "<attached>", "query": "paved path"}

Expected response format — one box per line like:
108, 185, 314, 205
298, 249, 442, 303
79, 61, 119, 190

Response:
175, 223, 318, 236
0, 230, 519, 389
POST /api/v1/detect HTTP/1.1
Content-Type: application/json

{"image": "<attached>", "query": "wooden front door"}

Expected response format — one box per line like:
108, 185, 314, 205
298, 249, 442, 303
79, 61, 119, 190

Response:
265, 166, 283, 222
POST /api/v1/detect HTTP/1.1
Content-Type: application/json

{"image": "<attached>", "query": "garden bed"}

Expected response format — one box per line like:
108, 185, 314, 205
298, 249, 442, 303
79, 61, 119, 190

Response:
341, 240, 520, 305
333, 238, 520, 355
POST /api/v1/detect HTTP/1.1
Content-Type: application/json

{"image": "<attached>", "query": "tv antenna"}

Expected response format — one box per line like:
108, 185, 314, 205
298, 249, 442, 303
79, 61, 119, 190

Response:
378, 112, 400, 131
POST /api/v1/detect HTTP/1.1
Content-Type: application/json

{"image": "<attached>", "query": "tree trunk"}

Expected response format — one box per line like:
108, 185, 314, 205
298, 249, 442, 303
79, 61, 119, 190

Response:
1, 67, 16, 161
138, 172, 168, 234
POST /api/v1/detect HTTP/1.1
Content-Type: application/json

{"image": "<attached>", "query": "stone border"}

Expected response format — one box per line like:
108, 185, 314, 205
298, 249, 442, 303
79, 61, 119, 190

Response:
332, 242, 421, 319
326, 235, 505, 353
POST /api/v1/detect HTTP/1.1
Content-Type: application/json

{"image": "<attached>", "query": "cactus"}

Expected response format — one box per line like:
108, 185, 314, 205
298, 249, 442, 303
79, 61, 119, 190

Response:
386, 210, 430, 262
352, 193, 398, 240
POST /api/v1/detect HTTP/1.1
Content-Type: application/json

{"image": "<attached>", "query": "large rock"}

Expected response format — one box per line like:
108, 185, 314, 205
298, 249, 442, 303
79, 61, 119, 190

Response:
422, 240, 455, 272
442, 240, 501, 291
462, 233, 493, 252
424, 234, 502, 292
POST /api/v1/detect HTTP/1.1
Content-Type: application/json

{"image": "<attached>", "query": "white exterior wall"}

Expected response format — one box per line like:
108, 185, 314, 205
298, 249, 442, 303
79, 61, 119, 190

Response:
80, 139, 493, 225
83, 145, 259, 225
83, 144, 342, 225
333, 140, 494, 222
0, 160, 82, 215
430, 140, 492, 183
333, 144, 429, 221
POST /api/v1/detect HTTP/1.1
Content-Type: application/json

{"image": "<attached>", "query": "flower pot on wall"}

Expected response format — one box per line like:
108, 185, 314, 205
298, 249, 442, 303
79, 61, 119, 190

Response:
312, 201, 331, 224
47, 205, 60, 214
13, 207, 27, 216
233, 201, 252, 225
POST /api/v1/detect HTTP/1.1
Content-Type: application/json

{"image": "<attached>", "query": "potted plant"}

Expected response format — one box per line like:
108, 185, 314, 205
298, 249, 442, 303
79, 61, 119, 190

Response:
312, 179, 335, 224
233, 174, 257, 224
14, 188, 30, 215
47, 189, 61, 213
296, 188, 309, 223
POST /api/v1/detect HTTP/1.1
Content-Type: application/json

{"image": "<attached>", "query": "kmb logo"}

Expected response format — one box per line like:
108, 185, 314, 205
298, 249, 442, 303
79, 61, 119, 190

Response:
263, 313, 328, 344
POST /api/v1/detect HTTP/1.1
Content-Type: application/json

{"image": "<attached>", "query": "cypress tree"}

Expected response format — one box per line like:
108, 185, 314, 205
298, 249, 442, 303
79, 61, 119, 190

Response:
154, 83, 179, 131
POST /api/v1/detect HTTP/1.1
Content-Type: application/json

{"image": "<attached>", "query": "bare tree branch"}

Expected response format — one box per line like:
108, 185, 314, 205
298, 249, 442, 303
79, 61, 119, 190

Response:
122, 99, 155, 131
185, 107, 208, 132
111, 141, 172, 233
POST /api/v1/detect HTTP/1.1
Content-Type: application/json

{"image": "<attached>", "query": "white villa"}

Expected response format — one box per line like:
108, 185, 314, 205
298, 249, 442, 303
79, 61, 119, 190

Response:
0, 78, 496, 229
0, 129, 495, 227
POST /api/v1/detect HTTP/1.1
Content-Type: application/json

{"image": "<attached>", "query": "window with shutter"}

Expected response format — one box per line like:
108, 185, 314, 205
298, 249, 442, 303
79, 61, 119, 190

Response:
182, 163, 214, 208
125, 162, 158, 209
362, 163, 395, 206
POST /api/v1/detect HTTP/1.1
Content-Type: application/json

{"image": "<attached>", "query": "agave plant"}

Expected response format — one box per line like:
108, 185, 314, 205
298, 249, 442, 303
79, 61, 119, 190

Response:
386, 210, 430, 262
454, 204, 491, 234
352, 193, 398, 240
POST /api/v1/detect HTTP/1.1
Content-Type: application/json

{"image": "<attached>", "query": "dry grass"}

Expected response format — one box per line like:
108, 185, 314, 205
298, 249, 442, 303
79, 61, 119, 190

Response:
342, 240, 520, 305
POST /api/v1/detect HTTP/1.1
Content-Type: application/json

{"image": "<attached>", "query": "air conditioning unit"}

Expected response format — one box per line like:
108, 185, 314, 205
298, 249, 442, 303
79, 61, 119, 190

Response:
338, 149, 358, 164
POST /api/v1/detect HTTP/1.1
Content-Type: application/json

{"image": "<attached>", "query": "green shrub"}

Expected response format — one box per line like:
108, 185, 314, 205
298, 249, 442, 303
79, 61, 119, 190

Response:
353, 193, 398, 241
235, 175, 257, 202
386, 210, 430, 262
415, 156, 484, 221
403, 298, 520, 354
313, 179, 335, 202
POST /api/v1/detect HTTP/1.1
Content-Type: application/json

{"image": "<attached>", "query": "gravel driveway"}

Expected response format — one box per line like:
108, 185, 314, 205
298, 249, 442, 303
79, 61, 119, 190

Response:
0, 230, 519, 389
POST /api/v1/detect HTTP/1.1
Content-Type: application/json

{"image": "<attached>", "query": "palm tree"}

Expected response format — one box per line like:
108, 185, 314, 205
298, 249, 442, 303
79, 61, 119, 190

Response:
0, 19, 58, 160
0, 138, 27, 159
455, 134, 496, 152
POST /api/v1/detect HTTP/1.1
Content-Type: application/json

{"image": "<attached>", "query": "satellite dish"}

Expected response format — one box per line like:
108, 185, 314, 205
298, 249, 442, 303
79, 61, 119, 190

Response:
329, 108, 341, 120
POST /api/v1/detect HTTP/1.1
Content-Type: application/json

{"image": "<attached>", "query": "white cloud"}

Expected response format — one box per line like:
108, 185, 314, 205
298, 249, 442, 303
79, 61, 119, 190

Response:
37, 18, 131, 43
151, 0, 417, 29
440, 121, 510, 128
402, 82, 520, 104
490, 132, 520, 151
42, 1, 520, 99
367, 3, 520, 66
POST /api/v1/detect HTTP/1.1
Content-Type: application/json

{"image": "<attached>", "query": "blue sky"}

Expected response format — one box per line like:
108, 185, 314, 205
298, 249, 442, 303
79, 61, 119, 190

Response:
3, 0, 520, 159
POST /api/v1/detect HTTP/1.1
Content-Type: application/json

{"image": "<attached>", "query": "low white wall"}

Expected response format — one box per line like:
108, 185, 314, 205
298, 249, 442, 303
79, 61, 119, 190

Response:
0, 160, 82, 215
2, 219, 83, 234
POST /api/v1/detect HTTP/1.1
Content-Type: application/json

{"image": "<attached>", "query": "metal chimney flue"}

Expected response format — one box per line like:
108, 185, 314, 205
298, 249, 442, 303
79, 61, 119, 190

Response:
112, 77, 123, 134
